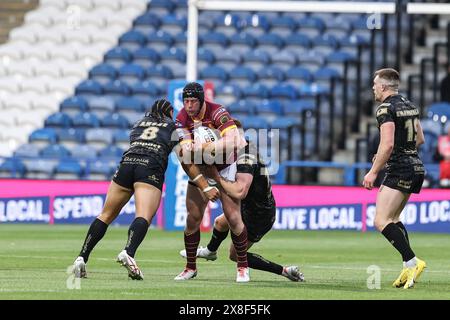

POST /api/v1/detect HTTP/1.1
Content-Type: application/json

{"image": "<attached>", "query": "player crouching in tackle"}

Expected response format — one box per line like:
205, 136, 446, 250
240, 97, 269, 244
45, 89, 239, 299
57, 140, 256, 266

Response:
71, 99, 219, 280
180, 122, 305, 282
363, 68, 426, 289
174, 82, 250, 282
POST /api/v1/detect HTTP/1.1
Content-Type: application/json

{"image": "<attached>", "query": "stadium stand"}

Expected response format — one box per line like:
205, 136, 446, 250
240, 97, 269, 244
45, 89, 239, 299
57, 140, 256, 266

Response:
0, 0, 448, 187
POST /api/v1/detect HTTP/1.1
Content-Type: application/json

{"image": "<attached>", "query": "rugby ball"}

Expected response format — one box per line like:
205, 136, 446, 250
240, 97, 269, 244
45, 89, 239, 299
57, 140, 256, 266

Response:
193, 126, 219, 145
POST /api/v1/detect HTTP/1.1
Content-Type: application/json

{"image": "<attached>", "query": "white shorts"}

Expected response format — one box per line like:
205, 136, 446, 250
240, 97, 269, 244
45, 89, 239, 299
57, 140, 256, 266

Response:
218, 161, 237, 182
184, 161, 236, 187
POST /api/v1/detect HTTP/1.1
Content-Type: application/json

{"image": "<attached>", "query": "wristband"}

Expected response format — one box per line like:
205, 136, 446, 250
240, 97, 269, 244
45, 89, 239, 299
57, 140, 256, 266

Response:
202, 186, 218, 193
192, 174, 203, 182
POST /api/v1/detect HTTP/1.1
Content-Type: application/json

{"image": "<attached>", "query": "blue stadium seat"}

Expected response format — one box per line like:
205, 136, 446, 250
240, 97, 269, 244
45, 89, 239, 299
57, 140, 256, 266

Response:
159, 47, 186, 77
270, 16, 297, 37
257, 66, 285, 87
282, 99, 316, 116
85, 160, 114, 180
104, 47, 133, 68
421, 118, 442, 137
0, 157, 26, 178
29, 128, 57, 147
215, 84, 242, 105
312, 34, 339, 55
40, 144, 71, 158
240, 115, 269, 130
70, 144, 97, 159
271, 50, 297, 70
199, 66, 228, 85
75, 80, 102, 97
147, 0, 175, 15
118, 63, 146, 85
213, 13, 240, 36
101, 113, 130, 129
270, 83, 297, 101
85, 128, 114, 150
54, 160, 83, 180
173, 31, 187, 46
314, 67, 341, 81
324, 16, 352, 38
134, 12, 161, 29
284, 33, 311, 51
298, 16, 326, 37
116, 97, 144, 113
271, 116, 301, 129
89, 63, 117, 84
72, 112, 101, 128
119, 30, 147, 51
285, 67, 313, 86
132, 47, 160, 68
420, 131, 439, 164
242, 49, 271, 70
146, 30, 174, 51
325, 51, 357, 75
240, 14, 270, 36
257, 100, 283, 122
229, 33, 257, 53
56, 128, 86, 148
88, 96, 116, 116
14, 144, 41, 158
145, 65, 173, 86
98, 145, 124, 158
161, 14, 187, 35
213, 48, 242, 71
299, 83, 329, 97
24, 159, 56, 179
229, 66, 257, 87
103, 80, 131, 99
113, 129, 130, 150
228, 100, 256, 119
296, 50, 326, 67
313, 67, 341, 91
256, 33, 284, 54
199, 32, 228, 52
60, 96, 89, 115
198, 48, 216, 70
198, 16, 216, 30
242, 84, 270, 100
131, 81, 160, 101
45, 112, 72, 128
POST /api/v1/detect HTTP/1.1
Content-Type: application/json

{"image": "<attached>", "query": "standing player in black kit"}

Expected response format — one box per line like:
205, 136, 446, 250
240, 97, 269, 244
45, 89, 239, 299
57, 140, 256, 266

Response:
363, 68, 426, 289
72, 99, 219, 280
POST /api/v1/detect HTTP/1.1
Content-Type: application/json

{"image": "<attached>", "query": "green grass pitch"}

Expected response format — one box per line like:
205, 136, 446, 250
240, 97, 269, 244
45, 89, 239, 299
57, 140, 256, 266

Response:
0, 224, 449, 300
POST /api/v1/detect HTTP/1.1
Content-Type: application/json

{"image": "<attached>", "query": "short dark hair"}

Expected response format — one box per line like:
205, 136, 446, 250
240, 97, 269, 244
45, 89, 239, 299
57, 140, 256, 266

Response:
374, 68, 400, 89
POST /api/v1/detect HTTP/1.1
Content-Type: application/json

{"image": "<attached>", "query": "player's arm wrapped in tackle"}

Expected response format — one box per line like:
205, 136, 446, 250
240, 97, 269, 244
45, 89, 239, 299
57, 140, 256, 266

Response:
173, 144, 220, 202
201, 165, 252, 200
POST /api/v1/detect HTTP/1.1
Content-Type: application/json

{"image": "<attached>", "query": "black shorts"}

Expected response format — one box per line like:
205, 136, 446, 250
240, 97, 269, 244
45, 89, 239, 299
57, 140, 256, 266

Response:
112, 156, 164, 191
242, 206, 276, 243
382, 172, 424, 194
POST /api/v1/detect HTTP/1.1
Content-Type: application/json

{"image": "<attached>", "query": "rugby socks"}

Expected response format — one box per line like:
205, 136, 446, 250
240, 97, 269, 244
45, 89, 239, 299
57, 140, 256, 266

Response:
185, 230, 200, 270
381, 223, 415, 262
207, 228, 229, 252
247, 252, 283, 275
396, 221, 410, 245
79, 218, 108, 263
124, 217, 149, 258
231, 226, 249, 268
